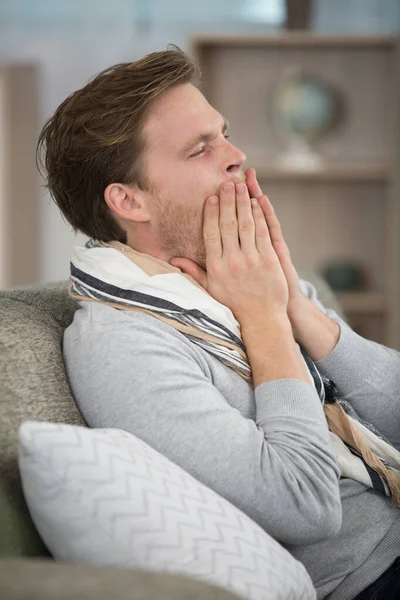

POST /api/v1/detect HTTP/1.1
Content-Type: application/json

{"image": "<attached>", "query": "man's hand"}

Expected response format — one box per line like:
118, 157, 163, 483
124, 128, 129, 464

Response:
170, 181, 311, 387
246, 168, 340, 360
245, 168, 304, 319
170, 181, 289, 325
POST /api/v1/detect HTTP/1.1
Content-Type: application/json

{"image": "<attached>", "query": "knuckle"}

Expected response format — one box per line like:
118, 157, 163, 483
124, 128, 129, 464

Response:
260, 254, 277, 269
207, 260, 222, 280
238, 219, 254, 233
256, 227, 269, 238
207, 261, 221, 277
227, 255, 242, 274
204, 231, 220, 244
245, 254, 260, 270
221, 219, 237, 233
221, 191, 234, 202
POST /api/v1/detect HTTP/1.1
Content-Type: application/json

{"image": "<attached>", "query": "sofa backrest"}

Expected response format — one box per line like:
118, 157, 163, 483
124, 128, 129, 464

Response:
0, 274, 343, 559
0, 283, 85, 558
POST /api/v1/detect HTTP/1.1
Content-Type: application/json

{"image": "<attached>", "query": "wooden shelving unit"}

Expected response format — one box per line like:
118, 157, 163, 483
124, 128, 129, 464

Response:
252, 165, 390, 183
0, 64, 39, 289
191, 33, 400, 348
191, 33, 396, 49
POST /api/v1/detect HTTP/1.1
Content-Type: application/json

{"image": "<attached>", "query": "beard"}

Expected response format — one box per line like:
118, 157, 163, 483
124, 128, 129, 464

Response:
154, 192, 207, 269
152, 173, 246, 271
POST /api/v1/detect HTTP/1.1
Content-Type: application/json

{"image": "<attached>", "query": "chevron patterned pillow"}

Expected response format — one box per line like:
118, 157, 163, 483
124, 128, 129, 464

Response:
18, 421, 316, 600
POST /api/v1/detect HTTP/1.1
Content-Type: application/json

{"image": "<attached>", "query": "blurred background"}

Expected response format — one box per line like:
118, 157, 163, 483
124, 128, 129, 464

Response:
0, 0, 399, 345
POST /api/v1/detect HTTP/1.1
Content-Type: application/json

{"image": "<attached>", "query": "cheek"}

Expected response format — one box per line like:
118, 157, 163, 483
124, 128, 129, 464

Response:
151, 159, 221, 213
182, 170, 221, 205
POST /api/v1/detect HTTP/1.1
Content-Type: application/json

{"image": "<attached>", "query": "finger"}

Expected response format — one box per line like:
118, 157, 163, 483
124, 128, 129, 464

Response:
203, 195, 222, 260
170, 257, 208, 289
251, 196, 274, 256
245, 168, 263, 199
235, 182, 256, 255
258, 195, 292, 267
219, 182, 240, 252
259, 196, 298, 280
258, 195, 284, 247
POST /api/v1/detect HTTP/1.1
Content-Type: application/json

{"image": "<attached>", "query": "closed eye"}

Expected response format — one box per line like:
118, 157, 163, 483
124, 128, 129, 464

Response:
189, 134, 230, 158
189, 146, 207, 158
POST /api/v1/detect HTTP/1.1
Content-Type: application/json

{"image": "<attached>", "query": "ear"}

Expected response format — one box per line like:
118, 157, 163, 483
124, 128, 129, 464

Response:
104, 183, 151, 224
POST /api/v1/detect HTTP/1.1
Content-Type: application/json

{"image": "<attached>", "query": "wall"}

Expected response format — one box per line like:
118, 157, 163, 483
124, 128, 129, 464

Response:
0, 0, 398, 282
0, 0, 283, 282
0, 76, 4, 283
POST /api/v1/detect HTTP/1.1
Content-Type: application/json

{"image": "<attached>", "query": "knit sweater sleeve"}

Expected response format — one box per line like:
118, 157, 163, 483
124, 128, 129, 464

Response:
301, 278, 400, 451
63, 303, 341, 546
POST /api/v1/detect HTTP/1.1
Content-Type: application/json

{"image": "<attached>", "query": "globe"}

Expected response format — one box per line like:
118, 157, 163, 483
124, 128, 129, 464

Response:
271, 69, 342, 169
275, 77, 337, 140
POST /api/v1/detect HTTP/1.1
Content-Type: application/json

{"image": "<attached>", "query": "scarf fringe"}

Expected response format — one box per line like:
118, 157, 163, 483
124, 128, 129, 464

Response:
325, 403, 400, 507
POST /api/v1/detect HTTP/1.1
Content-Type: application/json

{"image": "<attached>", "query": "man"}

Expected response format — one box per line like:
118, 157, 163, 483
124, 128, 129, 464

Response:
38, 47, 400, 599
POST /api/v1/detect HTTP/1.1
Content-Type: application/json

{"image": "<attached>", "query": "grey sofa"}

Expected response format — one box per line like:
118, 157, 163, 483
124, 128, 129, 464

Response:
0, 274, 343, 598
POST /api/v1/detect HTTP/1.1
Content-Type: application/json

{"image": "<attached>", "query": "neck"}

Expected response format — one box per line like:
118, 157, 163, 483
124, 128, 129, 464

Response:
126, 223, 170, 263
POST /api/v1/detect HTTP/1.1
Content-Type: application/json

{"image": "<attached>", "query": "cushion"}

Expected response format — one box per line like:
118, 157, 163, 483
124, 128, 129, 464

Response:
0, 557, 242, 600
0, 283, 84, 558
18, 421, 316, 600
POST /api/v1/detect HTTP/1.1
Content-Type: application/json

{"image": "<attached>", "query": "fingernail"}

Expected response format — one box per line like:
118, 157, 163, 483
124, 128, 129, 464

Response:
209, 196, 218, 205
222, 182, 233, 192
236, 182, 245, 194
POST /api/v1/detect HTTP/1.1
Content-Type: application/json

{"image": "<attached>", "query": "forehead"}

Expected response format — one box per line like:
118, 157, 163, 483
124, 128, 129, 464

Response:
142, 83, 223, 152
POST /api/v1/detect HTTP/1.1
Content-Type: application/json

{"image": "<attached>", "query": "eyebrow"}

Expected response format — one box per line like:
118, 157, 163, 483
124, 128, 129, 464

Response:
179, 119, 230, 157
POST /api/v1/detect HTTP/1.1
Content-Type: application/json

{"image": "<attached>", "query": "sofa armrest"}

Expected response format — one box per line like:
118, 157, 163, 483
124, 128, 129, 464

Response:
0, 558, 242, 600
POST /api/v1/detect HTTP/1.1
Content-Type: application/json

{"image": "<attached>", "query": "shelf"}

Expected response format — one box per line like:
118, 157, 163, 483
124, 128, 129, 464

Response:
337, 292, 386, 315
191, 33, 397, 49
251, 164, 390, 182
192, 32, 400, 348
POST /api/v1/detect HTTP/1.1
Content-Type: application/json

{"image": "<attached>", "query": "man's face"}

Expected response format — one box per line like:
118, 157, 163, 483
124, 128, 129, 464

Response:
140, 83, 247, 269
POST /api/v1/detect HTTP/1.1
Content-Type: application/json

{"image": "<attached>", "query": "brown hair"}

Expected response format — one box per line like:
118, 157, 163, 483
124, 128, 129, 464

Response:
36, 46, 200, 243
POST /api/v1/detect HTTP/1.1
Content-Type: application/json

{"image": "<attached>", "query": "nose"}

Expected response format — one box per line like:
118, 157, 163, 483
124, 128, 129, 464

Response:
224, 140, 246, 176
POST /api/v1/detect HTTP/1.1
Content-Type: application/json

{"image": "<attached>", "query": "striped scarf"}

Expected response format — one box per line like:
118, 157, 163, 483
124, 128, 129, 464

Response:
69, 239, 400, 506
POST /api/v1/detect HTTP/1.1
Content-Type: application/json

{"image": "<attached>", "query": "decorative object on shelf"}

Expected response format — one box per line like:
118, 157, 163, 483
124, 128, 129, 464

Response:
271, 67, 343, 170
321, 261, 365, 292
285, 0, 313, 30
